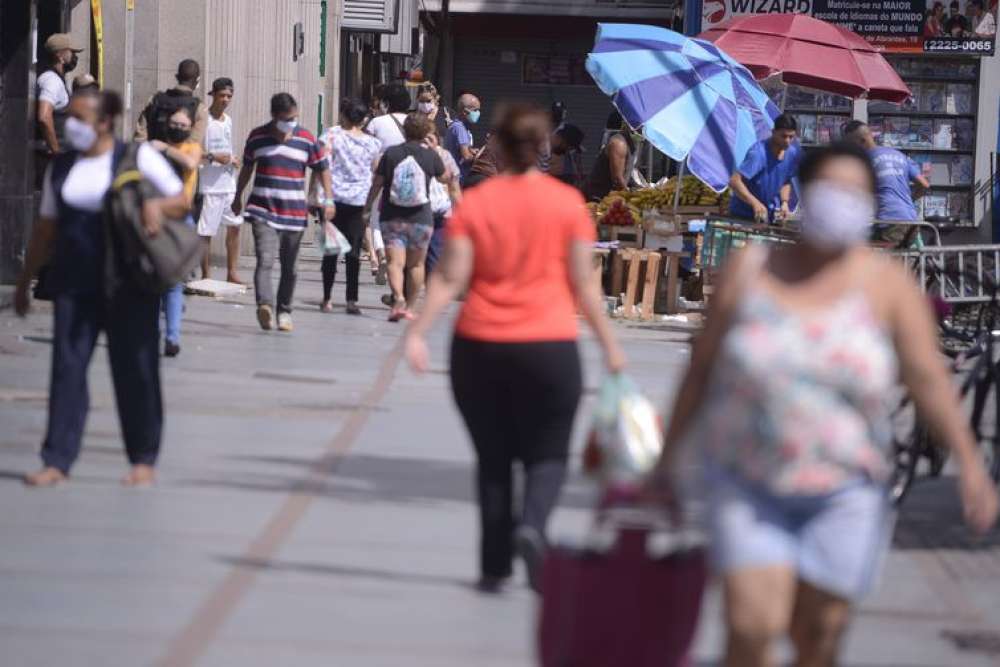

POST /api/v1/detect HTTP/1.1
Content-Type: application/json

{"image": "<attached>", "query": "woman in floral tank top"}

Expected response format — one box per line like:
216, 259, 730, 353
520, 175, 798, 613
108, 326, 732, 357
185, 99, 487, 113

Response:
650, 142, 997, 666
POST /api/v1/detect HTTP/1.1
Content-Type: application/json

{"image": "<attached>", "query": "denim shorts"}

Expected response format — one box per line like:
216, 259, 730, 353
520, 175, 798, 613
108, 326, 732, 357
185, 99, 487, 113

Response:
381, 220, 433, 251
705, 465, 894, 601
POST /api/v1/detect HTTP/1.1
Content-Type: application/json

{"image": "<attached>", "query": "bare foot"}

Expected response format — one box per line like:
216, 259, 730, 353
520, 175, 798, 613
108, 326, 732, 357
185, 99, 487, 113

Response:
122, 465, 156, 487
24, 467, 66, 487
227, 275, 248, 287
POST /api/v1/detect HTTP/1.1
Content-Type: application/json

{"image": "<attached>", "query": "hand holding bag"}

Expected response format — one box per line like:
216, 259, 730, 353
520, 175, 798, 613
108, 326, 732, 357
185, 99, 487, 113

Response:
315, 221, 352, 256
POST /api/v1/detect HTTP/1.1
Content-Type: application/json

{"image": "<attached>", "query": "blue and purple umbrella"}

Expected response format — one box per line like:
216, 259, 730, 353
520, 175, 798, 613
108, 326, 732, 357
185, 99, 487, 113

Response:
586, 23, 780, 192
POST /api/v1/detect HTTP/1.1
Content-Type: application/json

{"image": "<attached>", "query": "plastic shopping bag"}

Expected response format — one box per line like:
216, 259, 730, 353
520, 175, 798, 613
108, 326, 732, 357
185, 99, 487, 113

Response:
583, 374, 664, 488
315, 222, 352, 256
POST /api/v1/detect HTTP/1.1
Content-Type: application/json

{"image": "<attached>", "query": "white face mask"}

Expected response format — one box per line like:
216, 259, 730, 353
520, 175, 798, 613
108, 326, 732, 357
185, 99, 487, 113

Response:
275, 118, 297, 133
65, 116, 97, 152
800, 180, 875, 249
418, 101, 436, 114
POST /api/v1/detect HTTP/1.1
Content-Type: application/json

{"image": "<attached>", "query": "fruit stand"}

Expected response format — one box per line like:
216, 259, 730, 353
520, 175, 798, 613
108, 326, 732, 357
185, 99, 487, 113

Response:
589, 177, 733, 319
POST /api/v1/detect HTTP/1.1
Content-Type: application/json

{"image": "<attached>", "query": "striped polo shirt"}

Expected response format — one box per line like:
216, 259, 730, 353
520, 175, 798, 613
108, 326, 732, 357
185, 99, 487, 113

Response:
242, 123, 328, 231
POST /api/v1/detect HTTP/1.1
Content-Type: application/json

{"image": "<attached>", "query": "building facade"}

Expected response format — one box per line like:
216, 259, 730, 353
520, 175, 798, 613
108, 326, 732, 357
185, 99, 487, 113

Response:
1, 0, 352, 282
421, 0, 680, 176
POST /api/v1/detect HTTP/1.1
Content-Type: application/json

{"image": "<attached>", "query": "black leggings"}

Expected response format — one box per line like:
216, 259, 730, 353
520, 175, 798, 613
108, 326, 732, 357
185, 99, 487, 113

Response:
450, 336, 583, 578
321, 203, 365, 303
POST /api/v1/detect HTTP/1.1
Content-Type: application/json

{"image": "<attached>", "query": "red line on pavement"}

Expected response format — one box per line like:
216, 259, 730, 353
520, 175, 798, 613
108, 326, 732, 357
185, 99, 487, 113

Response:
154, 338, 406, 667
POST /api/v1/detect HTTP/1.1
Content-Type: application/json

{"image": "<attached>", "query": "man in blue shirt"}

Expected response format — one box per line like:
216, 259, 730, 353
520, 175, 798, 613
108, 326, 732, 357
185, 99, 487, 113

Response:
844, 120, 929, 245
445, 92, 481, 184
729, 113, 802, 224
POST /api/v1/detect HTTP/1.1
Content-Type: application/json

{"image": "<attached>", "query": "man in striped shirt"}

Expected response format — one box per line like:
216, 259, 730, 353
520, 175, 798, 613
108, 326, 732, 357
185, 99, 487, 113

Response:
233, 93, 334, 332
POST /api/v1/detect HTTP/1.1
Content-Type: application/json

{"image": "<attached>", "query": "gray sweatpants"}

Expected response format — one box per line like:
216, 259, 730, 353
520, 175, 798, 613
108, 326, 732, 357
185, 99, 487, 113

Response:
251, 219, 304, 314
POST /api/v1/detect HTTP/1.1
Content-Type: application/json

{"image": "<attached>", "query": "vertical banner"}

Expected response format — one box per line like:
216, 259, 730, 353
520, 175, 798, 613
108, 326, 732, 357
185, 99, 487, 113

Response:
91, 0, 104, 87
320, 0, 328, 77
317, 92, 325, 135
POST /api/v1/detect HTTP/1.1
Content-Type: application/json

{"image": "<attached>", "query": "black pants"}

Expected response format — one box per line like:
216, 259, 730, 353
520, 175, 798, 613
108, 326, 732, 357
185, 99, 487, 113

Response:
321, 203, 366, 303
42, 290, 163, 474
450, 336, 583, 578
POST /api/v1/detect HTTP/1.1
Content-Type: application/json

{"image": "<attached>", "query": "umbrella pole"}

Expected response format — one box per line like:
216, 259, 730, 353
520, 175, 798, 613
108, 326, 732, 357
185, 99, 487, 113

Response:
673, 159, 686, 216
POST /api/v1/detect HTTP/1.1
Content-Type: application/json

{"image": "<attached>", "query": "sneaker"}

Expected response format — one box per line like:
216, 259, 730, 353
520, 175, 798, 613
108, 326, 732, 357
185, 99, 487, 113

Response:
346, 302, 362, 316
515, 526, 547, 594
320, 301, 334, 313
277, 312, 294, 332
164, 341, 181, 358
257, 304, 274, 331
375, 261, 388, 286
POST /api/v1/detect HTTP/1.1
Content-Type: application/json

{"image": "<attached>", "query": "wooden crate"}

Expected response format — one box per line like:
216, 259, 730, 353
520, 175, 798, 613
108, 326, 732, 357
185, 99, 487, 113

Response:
598, 224, 645, 248
609, 249, 685, 320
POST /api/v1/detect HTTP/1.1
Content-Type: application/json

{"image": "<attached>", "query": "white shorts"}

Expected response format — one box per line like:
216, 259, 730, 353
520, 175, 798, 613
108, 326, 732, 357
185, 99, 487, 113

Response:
197, 192, 242, 237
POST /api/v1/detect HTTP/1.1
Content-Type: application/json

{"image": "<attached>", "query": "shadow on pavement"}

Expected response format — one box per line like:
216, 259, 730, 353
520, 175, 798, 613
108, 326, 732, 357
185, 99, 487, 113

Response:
180, 453, 600, 511
220, 555, 475, 591
893, 476, 1000, 549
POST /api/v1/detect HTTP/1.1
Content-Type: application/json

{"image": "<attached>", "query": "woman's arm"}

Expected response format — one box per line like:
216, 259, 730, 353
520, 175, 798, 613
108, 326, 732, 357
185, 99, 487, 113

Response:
14, 216, 57, 316
887, 262, 998, 533
607, 135, 629, 191
364, 173, 384, 217
567, 239, 625, 372
153, 141, 202, 172
652, 250, 748, 472
405, 236, 474, 372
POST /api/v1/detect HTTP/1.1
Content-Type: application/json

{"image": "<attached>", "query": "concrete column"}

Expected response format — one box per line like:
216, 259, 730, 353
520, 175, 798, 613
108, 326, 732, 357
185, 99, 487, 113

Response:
0, 1, 37, 283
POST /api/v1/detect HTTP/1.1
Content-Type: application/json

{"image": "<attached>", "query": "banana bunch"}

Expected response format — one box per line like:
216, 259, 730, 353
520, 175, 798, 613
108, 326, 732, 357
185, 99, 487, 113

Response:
590, 177, 732, 225
658, 176, 726, 207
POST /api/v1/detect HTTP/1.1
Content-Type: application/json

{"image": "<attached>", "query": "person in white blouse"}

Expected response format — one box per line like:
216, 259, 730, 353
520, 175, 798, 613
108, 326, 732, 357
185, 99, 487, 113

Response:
15, 89, 190, 488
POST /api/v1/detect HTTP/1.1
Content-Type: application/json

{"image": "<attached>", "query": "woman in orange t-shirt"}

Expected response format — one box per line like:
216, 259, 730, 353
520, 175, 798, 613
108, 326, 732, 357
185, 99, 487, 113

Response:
405, 103, 625, 593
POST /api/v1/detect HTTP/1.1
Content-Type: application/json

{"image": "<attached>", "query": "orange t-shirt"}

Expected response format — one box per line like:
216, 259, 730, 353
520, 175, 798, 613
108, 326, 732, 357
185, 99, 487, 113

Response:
447, 172, 596, 343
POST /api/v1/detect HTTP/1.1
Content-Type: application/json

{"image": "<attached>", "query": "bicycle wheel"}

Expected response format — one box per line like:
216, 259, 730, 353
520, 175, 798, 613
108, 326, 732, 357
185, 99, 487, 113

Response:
888, 396, 923, 507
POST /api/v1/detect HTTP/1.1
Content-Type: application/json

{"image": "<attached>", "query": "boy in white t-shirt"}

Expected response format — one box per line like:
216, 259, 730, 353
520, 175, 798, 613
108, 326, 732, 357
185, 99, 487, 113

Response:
197, 78, 244, 283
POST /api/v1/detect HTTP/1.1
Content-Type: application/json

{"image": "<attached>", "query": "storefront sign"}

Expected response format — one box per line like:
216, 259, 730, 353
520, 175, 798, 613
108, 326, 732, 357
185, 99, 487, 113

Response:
523, 54, 590, 86
701, 0, 997, 54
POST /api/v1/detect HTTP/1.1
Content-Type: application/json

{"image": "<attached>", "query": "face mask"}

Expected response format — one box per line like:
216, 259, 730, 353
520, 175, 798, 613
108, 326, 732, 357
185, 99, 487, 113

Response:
64, 53, 79, 72
166, 126, 191, 144
466, 109, 481, 124
800, 181, 874, 249
275, 118, 297, 133
418, 102, 436, 114
65, 116, 97, 151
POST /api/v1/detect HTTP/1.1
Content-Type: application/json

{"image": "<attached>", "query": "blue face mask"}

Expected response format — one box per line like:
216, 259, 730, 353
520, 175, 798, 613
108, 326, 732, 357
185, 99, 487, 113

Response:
466, 109, 481, 124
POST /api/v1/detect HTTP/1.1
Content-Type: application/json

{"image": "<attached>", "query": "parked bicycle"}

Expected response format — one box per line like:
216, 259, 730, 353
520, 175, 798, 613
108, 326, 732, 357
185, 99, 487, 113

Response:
890, 262, 1000, 505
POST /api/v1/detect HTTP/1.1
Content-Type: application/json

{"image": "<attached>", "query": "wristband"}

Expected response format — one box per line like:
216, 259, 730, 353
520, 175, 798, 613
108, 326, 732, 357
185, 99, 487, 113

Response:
322, 198, 335, 206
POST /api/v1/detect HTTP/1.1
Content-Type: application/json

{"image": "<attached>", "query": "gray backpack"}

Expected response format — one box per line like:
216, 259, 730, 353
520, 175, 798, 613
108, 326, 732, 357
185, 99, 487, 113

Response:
104, 142, 202, 296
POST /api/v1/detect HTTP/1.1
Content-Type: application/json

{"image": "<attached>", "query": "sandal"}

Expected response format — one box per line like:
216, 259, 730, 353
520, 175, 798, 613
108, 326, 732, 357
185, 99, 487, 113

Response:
388, 301, 409, 322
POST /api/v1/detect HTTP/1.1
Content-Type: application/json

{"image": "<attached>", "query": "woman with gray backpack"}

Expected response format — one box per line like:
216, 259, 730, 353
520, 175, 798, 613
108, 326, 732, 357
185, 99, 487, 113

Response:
14, 89, 190, 487
363, 113, 447, 322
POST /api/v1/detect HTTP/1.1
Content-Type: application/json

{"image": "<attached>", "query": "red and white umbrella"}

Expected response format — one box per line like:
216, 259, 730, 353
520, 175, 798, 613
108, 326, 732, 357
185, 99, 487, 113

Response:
698, 14, 911, 104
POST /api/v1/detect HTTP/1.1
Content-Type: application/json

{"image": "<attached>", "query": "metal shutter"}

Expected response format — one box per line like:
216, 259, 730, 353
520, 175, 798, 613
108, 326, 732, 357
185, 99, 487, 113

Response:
342, 0, 399, 33
453, 35, 617, 172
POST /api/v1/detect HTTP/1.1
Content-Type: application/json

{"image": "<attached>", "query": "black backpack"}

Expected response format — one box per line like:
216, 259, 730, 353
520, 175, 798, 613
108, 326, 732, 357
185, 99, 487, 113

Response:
144, 89, 198, 142
103, 142, 202, 296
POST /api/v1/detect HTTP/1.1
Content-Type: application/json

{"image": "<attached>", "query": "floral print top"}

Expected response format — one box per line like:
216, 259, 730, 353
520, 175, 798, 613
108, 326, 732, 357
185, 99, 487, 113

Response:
701, 249, 898, 495
319, 126, 382, 207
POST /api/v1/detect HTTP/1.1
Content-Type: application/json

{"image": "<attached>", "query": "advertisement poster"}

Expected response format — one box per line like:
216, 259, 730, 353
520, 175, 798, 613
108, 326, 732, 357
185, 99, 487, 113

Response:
701, 0, 997, 54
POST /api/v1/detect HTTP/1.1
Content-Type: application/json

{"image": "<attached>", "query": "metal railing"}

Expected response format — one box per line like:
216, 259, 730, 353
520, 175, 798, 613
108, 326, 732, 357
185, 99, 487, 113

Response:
893, 244, 1000, 303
